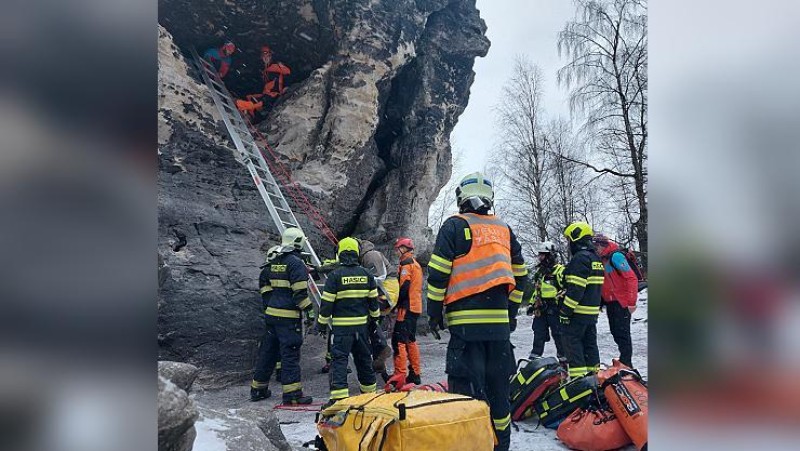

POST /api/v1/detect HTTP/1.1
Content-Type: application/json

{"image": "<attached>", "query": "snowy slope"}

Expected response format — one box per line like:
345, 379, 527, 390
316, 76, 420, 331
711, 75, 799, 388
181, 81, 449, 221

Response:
193, 290, 648, 450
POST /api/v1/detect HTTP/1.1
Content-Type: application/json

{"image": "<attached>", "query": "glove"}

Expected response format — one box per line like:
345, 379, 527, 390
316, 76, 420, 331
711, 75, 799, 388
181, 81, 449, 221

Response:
428, 315, 444, 334
526, 304, 534, 316
303, 308, 316, 323
509, 317, 517, 332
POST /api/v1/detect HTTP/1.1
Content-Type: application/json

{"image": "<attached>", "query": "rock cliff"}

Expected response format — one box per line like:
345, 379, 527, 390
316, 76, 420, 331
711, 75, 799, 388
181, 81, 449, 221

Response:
158, 0, 488, 386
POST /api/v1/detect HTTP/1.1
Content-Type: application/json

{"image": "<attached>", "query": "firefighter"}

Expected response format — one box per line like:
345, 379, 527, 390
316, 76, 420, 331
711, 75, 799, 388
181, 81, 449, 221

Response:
251, 245, 284, 401
202, 41, 235, 78
392, 237, 423, 385
426, 172, 527, 451
527, 241, 566, 360
593, 235, 639, 368
559, 222, 605, 380
250, 228, 315, 405
316, 237, 380, 409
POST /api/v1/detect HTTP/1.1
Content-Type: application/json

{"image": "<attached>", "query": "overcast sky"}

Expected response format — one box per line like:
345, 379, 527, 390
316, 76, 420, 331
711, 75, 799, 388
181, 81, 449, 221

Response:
451, 0, 577, 175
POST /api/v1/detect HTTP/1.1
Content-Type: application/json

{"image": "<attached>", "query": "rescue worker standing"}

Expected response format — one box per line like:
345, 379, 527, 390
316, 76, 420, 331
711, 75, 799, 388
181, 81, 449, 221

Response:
426, 172, 527, 451
527, 241, 566, 360
392, 237, 423, 385
251, 245, 283, 401
202, 41, 235, 78
316, 238, 380, 409
593, 235, 639, 368
250, 227, 314, 405
559, 222, 605, 379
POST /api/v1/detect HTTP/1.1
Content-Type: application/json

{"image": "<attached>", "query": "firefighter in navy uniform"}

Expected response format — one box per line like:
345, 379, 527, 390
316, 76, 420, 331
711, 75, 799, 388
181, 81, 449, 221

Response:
250, 245, 283, 401
426, 172, 527, 451
559, 222, 605, 379
527, 241, 566, 360
317, 238, 380, 409
250, 228, 315, 405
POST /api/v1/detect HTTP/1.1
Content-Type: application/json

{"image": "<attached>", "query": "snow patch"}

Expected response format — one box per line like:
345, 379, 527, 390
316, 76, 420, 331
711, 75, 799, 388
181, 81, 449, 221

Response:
193, 415, 230, 451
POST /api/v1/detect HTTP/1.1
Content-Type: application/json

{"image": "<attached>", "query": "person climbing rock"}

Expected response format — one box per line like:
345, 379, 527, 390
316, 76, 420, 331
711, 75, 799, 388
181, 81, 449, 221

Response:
202, 41, 235, 78
317, 237, 380, 410
234, 45, 291, 120
259, 45, 291, 98
426, 172, 527, 451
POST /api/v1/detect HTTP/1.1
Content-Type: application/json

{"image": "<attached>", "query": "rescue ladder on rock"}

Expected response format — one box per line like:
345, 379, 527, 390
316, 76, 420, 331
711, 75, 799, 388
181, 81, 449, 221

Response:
191, 48, 331, 309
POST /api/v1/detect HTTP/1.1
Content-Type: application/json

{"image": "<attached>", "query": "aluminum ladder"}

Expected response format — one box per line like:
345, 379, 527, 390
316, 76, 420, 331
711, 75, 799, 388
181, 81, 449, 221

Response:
191, 48, 326, 308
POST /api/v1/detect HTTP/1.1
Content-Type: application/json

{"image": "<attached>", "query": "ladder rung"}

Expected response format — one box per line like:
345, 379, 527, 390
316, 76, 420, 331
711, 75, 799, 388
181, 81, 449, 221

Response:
208, 77, 227, 91
281, 220, 299, 227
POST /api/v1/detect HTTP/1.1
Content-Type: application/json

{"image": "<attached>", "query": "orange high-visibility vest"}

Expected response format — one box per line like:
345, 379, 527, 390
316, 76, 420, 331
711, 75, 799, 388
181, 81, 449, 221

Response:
444, 213, 515, 305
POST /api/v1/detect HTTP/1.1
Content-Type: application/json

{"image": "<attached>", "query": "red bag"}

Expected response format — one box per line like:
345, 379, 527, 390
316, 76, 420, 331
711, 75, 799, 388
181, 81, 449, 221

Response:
557, 407, 632, 451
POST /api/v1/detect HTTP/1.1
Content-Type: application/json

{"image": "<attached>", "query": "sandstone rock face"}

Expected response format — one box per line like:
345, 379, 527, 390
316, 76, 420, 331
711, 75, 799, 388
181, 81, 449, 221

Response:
158, 376, 198, 451
159, 1, 488, 386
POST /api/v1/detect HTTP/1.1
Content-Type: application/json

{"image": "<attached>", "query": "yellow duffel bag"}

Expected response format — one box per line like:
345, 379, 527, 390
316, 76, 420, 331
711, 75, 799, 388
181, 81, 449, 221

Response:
317, 391, 496, 451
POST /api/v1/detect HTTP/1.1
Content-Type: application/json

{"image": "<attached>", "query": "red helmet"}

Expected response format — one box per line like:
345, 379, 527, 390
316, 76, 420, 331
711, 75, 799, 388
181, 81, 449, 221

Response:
222, 41, 236, 55
394, 237, 414, 250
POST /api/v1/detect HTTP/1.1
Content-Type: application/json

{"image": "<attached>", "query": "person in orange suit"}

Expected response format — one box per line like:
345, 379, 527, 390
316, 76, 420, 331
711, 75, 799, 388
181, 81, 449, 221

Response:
391, 237, 423, 385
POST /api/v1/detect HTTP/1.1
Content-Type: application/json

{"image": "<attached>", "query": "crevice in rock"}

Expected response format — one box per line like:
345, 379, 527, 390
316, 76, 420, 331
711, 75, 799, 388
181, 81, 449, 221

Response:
339, 58, 419, 238
172, 229, 187, 252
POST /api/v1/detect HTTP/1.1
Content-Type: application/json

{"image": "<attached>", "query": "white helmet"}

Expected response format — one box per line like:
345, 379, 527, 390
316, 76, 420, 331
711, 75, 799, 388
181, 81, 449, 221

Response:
537, 241, 557, 254
455, 172, 494, 210
265, 245, 283, 263
281, 227, 307, 251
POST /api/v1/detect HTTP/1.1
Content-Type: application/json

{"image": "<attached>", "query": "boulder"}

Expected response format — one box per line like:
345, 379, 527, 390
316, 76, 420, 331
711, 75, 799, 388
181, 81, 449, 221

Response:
158, 361, 201, 392
158, 375, 198, 451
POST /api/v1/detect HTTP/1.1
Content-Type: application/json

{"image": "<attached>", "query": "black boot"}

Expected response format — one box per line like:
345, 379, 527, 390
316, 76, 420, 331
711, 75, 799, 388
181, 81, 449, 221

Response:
250, 387, 272, 402
407, 370, 421, 385
283, 391, 313, 405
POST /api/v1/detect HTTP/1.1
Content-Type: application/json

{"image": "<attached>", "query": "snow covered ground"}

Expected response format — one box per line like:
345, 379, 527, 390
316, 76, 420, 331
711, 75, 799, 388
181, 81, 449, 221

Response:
193, 290, 648, 450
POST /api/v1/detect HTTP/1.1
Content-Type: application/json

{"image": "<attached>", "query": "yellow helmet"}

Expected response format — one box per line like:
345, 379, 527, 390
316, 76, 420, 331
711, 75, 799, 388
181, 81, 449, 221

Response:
563, 221, 594, 242
281, 227, 306, 251
337, 237, 360, 256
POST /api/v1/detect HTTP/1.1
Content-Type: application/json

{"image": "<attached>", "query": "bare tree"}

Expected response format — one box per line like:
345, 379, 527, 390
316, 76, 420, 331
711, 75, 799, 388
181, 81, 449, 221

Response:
492, 57, 553, 250
557, 0, 648, 264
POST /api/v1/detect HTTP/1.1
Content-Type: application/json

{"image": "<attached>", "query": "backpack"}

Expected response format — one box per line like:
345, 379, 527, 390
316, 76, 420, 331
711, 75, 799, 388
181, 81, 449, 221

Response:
613, 248, 644, 281
534, 374, 599, 429
316, 391, 495, 451
509, 358, 566, 421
